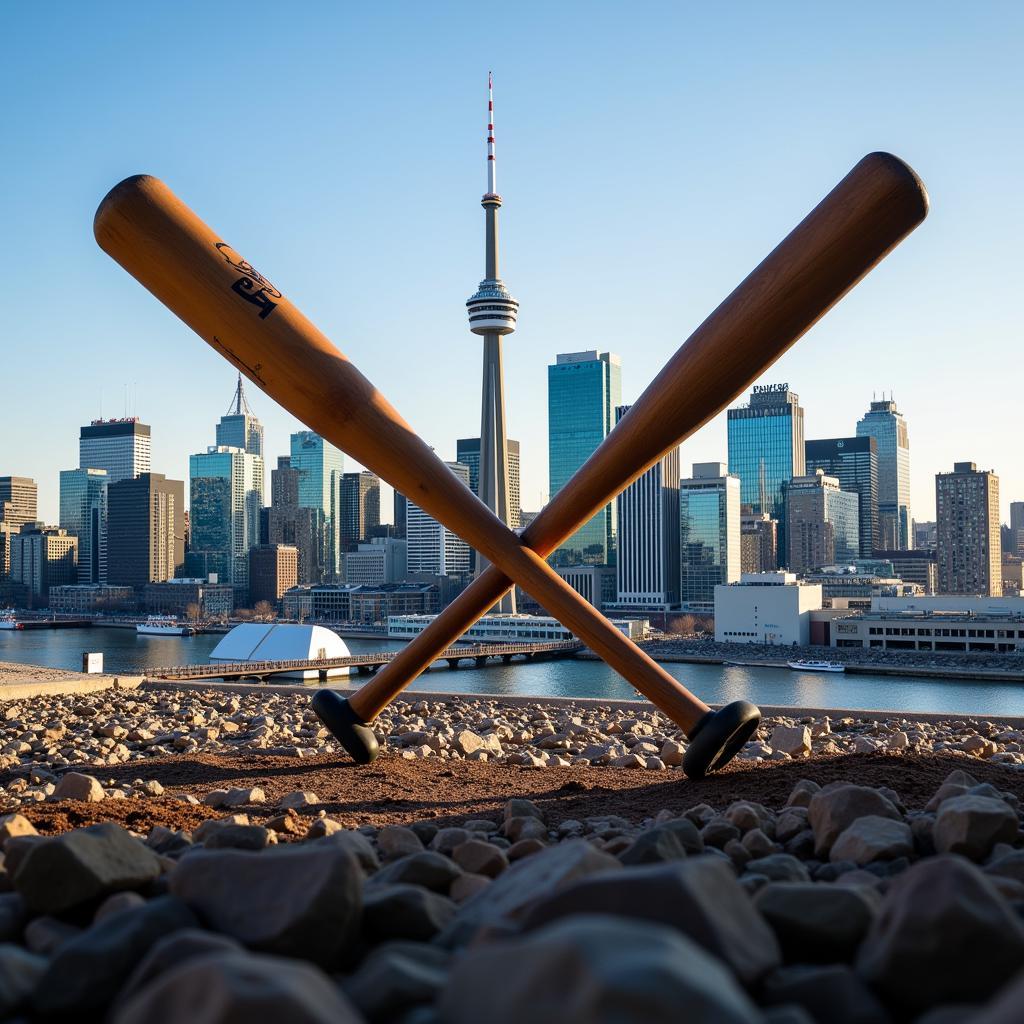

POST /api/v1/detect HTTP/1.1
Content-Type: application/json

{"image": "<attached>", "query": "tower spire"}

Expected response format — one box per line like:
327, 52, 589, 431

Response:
486, 70, 497, 197
227, 372, 253, 417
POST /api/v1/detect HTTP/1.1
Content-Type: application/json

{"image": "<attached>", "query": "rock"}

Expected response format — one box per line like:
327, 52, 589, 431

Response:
744, 854, 810, 883
0, 944, 47, 1018
306, 817, 343, 839
503, 816, 549, 843
507, 838, 547, 860
984, 849, 1024, 884
439, 915, 763, 1024
619, 824, 692, 866
742, 827, 777, 858
775, 808, 810, 844
450, 873, 492, 903
369, 851, 463, 893
223, 786, 265, 807
170, 843, 362, 967
856, 855, 1024, 1012
0, 894, 27, 943
454, 730, 497, 757
313, 829, 380, 873
277, 790, 319, 810
808, 784, 903, 856
771, 726, 811, 757
967, 971, 1024, 1023
762, 964, 889, 1024
521, 857, 780, 985
702, 818, 741, 848
14, 823, 161, 914
203, 824, 270, 851
24, 915, 82, 954
111, 950, 363, 1024
755, 882, 877, 963
786, 779, 821, 808
0, 813, 37, 848
660, 738, 686, 766
343, 942, 449, 1023
504, 798, 543, 822
33, 895, 196, 1015
192, 815, 249, 844
265, 810, 305, 836
377, 825, 424, 860
94, 890, 148, 923
933, 795, 1019, 862
830, 816, 914, 866
362, 885, 457, 943
725, 801, 772, 834
53, 771, 106, 802
452, 839, 508, 878
429, 827, 472, 856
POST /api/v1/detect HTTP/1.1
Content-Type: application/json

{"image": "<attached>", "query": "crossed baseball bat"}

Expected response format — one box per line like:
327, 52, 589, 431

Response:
95, 152, 927, 778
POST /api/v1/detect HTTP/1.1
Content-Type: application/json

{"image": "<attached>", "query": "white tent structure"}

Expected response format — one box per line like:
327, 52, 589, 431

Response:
209, 624, 352, 679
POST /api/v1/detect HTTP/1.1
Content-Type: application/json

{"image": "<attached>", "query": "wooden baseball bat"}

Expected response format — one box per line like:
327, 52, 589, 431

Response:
348, 152, 929, 724
94, 175, 724, 739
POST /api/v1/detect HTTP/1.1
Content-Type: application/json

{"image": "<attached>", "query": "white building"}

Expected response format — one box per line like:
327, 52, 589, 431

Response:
406, 462, 472, 576
209, 623, 351, 679
344, 538, 408, 585
714, 571, 822, 646
388, 613, 648, 643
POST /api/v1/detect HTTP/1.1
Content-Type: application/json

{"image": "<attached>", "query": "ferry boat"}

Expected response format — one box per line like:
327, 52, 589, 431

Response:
0, 609, 20, 630
787, 659, 845, 673
136, 615, 194, 637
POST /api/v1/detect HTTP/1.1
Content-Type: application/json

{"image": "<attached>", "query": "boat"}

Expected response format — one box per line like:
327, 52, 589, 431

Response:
136, 615, 194, 637
787, 659, 845, 673
0, 609, 20, 630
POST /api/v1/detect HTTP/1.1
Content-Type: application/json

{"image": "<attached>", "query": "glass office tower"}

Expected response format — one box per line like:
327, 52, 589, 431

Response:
79, 419, 151, 484
59, 468, 108, 583
727, 385, 804, 566
856, 398, 911, 549
290, 431, 345, 579
548, 351, 622, 565
679, 463, 741, 605
805, 436, 878, 558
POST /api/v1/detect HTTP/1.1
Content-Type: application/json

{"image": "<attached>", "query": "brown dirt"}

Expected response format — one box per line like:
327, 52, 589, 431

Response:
8, 749, 1024, 837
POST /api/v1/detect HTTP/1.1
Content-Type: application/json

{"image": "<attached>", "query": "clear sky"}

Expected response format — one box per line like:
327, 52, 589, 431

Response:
2, 2, 1021, 528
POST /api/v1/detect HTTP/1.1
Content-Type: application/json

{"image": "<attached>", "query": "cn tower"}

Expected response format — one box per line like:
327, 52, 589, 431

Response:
466, 72, 518, 613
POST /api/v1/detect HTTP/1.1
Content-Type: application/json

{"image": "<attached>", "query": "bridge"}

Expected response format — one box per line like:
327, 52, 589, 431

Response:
145, 640, 582, 682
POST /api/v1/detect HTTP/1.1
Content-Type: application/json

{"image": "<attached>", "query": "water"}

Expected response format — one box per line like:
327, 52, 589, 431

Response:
3, 626, 1024, 717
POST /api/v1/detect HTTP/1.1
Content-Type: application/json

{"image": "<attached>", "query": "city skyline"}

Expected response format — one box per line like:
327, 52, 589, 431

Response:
3, 4, 1022, 526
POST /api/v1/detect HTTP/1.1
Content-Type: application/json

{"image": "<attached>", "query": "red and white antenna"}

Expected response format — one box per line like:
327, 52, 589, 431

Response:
486, 71, 497, 195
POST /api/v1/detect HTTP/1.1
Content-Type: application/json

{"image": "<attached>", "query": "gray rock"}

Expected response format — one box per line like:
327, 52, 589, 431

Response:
762, 964, 890, 1024
33, 895, 196, 1015
369, 851, 463, 893
775, 808, 810, 844
14, 823, 161, 914
362, 884, 457, 943
377, 825, 424, 860
312, 828, 380, 873
503, 816, 549, 842
754, 882, 877, 963
504, 798, 543, 822
702, 818, 742, 848
452, 839, 508, 878
856, 855, 1024, 1012
343, 941, 449, 1023
984, 849, 1024, 884
744, 854, 811, 883
0, 944, 46, 1018
170, 843, 362, 967
830, 816, 914, 866
520, 856, 780, 985
0, 813, 37, 849
94, 890, 148, 923
786, 779, 821, 808
24, 915, 82, 954
808, 784, 903, 856
933, 795, 1019, 862
619, 824, 692, 866
439, 914, 763, 1024
111, 950, 363, 1024
429, 827, 472, 856
53, 771, 106, 802
203, 824, 270, 851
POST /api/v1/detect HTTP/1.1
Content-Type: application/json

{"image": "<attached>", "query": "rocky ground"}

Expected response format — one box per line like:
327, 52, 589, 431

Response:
4, 687, 1024, 1020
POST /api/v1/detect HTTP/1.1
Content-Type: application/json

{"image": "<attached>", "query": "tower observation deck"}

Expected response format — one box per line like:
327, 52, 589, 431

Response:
466, 72, 517, 613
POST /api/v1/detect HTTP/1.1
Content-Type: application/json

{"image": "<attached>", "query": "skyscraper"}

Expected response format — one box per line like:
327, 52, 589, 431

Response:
456, 438, 521, 529
290, 431, 345, 579
935, 462, 1001, 596
679, 463, 741, 605
466, 74, 519, 613
189, 447, 262, 592
107, 473, 184, 589
805, 436, 878, 558
10, 526, 77, 607
79, 419, 151, 484
267, 456, 324, 584
613, 405, 680, 607
340, 471, 381, 551
1009, 501, 1024, 557
727, 384, 804, 565
216, 374, 265, 504
59, 468, 108, 584
0, 477, 38, 528
740, 508, 778, 574
548, 350, 622, 565
407, 462, 472, 576
786, 470, 860, 574
856, 397, 911, 549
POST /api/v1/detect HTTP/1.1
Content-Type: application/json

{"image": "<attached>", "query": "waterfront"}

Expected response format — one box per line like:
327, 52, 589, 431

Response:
2, 626, 1024, 717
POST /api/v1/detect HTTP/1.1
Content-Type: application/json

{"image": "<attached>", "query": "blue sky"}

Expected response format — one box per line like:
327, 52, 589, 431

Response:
2, 2, 1021, 526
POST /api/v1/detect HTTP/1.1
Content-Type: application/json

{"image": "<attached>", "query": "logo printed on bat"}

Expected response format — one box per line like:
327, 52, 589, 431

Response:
215, 242, 282, 319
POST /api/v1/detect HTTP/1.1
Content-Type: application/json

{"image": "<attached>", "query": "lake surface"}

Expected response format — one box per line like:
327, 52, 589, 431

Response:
3, 626, 1024, 717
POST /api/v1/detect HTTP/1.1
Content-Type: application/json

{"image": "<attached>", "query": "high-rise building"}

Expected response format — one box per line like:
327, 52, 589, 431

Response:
79, 419, 151, 484
856, 397, 911, 549
612, 405, 680, 607
1008, 502, 1024, 557
456, 437, 521, 529
740, 508, 778, 574
727, 384, 804, 565
786, 470, 860, 574
59, 468, 108, 584
679, 463, 741, 605
248, 544, 298, 607
548, 350, 622, 565
0, 523, 18, 579
216, 374, 265, 504
393, 492, 408, 540
913, 521, 937, 549
407, 462, 472, 576
267, 456, 324, 585
107, 473, 184, 589
935, 462, 1001, 596
290, 431, 344, 579
466, 74, 520, 613
0, 477, 38, 528
10, 525, 78, 607
189, 447, 262, 592
344, 538, 409, 586
340, 471, 381, 551
805, 437, 878, 558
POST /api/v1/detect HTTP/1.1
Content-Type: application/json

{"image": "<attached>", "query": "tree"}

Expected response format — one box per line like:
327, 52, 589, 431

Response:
254, 600, 276, 621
